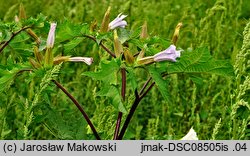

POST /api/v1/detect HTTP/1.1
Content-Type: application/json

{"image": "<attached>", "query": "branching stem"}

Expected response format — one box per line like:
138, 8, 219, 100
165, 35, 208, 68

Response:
0, 26, 31, 54
139, 77, 152, 95
118, 77, 155, 139
84, 35, 116, 58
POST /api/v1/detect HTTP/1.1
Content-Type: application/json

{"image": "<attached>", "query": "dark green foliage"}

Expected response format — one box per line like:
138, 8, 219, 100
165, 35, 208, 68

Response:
166, 47, 234, 76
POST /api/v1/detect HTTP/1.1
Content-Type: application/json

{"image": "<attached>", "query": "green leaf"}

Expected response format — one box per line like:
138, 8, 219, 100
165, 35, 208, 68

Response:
95, 32, 112, 45
83, 59, 126, 112
189, 74, 204, 87
0, 67, 24, 92
118, 28, 142, 44
45, 108, 74, 139
9, 32, 33, 58
0, 60, 31, 92
64, 37, 84, 54
148, 66, 170, 101
96, 85, 127, 113
56, 21, 89, 42
83, 59, 120, 84
126, 67, 137, 91
106, 86, 126, 113
0, 73, 15, 92
166, 47, 235, 77
118, 29, 131, 44
22, 13, 46, 27
129, 39, 144, 49
145, 36, 170, 47
147, 47, 234, 99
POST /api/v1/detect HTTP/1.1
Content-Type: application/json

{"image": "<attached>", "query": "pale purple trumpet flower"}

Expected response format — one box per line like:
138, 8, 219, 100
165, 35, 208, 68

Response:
153, 45, 181, 62
46, 23, 57, 48
109, 13, 127, 30
69, 57, 93, 66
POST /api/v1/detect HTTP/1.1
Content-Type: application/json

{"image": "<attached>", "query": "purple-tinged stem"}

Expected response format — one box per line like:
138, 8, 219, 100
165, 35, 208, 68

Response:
52, 80, 101, 140
0, 26, 31, 54
84, 35, 116, 58
113, 68, 126, 140
118, 78, 155, 140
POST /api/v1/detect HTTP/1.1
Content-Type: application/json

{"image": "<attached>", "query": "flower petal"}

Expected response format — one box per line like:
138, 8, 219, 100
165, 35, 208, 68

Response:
46, 23, 57, 48
119, 14, 127, 20
109, 13, 127, 30
69, 57, 93, 65
109, 21, 127, 30
153, 45, 181, 62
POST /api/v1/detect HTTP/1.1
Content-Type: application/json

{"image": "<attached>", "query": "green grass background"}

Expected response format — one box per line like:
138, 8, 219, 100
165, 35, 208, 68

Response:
0, 0, 249, 140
